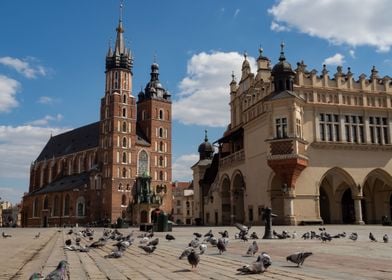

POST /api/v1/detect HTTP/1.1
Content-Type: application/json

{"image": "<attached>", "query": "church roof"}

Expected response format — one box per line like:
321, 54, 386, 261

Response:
36, 122, 100, 162
30, 171, 91, 195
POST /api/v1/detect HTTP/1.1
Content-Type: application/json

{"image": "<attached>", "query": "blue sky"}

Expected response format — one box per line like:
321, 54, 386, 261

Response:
1, 0, 392, 204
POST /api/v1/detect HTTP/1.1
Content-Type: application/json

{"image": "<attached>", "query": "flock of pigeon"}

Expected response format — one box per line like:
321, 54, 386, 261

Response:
0, 223, 388, 279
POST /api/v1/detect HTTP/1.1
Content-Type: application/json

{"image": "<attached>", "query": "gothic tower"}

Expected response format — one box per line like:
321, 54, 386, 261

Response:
137, 62, 172, 213
99, 8, 136, 222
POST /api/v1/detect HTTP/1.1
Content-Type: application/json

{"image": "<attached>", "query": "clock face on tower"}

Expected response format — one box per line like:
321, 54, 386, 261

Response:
138, 150, 149, 175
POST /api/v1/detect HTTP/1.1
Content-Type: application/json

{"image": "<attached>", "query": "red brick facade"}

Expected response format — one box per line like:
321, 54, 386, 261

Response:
22, 18, 172, 227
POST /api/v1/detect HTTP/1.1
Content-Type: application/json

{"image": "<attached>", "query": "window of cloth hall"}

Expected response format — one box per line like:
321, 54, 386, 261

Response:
275, 117, 288, 139
319, 113, 340, 142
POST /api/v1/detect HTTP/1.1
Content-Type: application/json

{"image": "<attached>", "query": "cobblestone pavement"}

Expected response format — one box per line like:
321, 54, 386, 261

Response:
0, 225, 391, 279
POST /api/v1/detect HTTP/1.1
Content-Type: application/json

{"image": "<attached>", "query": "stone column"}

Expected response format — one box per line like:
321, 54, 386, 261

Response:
354, 197, 364, 224
283, 189, 296, 225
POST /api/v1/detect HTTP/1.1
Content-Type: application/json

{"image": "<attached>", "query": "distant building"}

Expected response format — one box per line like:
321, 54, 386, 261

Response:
22, 8, 172, 227
193, 45, 392, 226
171, 181, 194, 225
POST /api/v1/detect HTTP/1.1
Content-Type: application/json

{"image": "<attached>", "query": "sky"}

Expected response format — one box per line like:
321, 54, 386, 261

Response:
2, 0, 392, 204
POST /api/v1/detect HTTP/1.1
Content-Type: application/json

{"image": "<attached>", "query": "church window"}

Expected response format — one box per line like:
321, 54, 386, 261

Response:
159, 127, 164, 138
275, 117, 287, 139
53, 196, 59, 216
122, 108, 126, 117
123, 137, 127, 148
159, 141, 163, 152
123, 94, 127, 104
64, 194, 70, 216
159, 156, 164, 167
122, 168, 127, 178
159, 109, 164, 120
126, 184, 130, 191
114, 71, 118, 88
43, 196, 49, 209
122, 121, 127, 132
76, 196, 85, 217
159, 171, 163, 180
33, 197, 39, 217
167, 110, 170, 121
138, 150, 149, 175
122, 194, 127, 206
122, 152, 127, 163
118, 183, 123, 190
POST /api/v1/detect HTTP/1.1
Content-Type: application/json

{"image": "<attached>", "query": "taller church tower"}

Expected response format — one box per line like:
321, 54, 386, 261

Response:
99, 5, 137, 221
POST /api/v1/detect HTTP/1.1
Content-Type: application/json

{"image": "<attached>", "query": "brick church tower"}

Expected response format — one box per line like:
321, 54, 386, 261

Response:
99, 12, 137, 222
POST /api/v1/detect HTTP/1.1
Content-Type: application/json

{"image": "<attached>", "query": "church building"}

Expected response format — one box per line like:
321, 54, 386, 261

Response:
193, 44, 392, 225
22, 10, 172, 227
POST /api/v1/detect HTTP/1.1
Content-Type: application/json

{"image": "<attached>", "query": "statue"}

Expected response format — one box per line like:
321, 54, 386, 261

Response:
261, 207, 277, 239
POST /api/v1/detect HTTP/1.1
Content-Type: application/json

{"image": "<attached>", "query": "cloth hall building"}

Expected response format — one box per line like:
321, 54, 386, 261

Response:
22, 15, 172, 227
193, 45, 392, 225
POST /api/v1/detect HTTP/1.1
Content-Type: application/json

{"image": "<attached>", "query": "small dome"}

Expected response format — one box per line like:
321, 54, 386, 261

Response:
198, 130, 214, 160
272, 42, 294, 74
242, 52, 250, 69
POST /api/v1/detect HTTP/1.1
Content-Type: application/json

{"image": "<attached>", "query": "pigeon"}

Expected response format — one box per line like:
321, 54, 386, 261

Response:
383, 234, 388, 243
147, 237, 159, 246
29, 272, 44, 280
165, 234, 175, 241
44, 260, 69, 280
286, 252, 313, 267
139, 237, 150, 244
209, 237, 218, 246
291, 231, 297, 239
34, 232, 41, 239
204, 229, 213, 238
187, 249, 200, 269
113, 240, 131, 251
89, 239, 106, 248
139, 245, 156, 254
246, 241, 259, 256
235, 222, 251, 235
193, 232, 202, 238
199, 243, 207, 255
65, 239, 72, 246
179, 247, 193, 259
237, 252, 271, 274
217, 238, 226, 254
250, 232, 259, 239
369, 232, 377, 242
189, 238, 200, 248
2, 232, 12, 238
301, 232, 310, 240
104, 248, 124, 258
218, 230, 229, 238
349, 232, 358, 241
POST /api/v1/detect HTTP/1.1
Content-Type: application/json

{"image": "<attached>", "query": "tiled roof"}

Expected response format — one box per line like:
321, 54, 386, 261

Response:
36, 122, 100, 162
30, 172, 91, 195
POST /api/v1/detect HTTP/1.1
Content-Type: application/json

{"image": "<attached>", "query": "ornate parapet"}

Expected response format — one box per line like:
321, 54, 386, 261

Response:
219, 149, 245, 169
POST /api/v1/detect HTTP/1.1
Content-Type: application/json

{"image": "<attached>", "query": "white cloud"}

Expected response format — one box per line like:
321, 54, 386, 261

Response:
0, 125, 68, 181
349, 50, 356, 59
269, 0, 392, 52
323, 53, 345, 66
270, 21, 290, 32
234, 9, 240, 18
37, 96, 55, 105
0, 75, 20, 112
0, 56, 47, 78
26, 114, 64, 126
173, 51, 256, 127
172, 153, 199, 181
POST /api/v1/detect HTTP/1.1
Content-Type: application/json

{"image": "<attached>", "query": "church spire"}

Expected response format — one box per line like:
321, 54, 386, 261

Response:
114, 1, 125, 55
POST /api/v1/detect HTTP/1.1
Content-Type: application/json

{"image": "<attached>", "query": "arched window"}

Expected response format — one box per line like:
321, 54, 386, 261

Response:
159, 127, 164, 138
122, 121, 127, 132
118, 183, 123, 190
122, 137, 127, 148
126, 184, 130, 191
114, 71, 118, 88
43, 196, 49, 209
123, 94, 127, 103
33, 197, 39, 217
159, 171, 163, 180
122, 194, 127, 206
159, 109, 163, 120
138, 150, 149, 175
64, 194, 70, 216
122, 108, 126, 117
122, 168, 127, 178
76, 196, 85, 217
159, 141, 164, 152
122, 152, 127, 163
159, 156, 164, 167
53, 196, 59, 216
